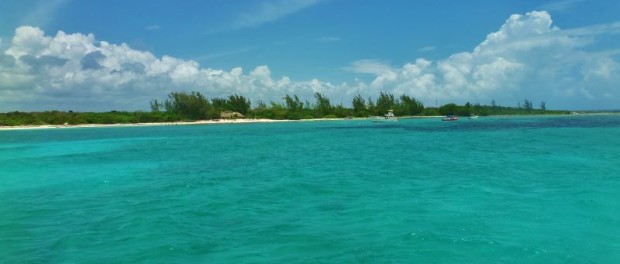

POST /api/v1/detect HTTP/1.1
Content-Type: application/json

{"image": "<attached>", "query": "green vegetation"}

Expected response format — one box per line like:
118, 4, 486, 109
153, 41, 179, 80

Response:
0, 92, 567, 126
430, 100, 563, 116
0, 110, 180, 126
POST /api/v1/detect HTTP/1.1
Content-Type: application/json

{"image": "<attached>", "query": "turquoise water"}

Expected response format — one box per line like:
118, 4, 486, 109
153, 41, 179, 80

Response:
1, 115, 619, 263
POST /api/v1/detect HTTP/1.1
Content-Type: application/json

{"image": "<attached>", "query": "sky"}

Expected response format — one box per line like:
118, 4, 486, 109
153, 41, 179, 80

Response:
1, 0, 619, 111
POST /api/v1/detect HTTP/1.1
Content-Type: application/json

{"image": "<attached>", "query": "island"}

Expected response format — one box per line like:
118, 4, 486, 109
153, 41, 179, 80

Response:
1, 91, 569, 129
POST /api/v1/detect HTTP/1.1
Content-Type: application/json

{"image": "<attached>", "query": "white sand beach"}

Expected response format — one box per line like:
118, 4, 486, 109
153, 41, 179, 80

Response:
0, 118, 355, 131
0, 116, 457, 131
0, 119, 291, 131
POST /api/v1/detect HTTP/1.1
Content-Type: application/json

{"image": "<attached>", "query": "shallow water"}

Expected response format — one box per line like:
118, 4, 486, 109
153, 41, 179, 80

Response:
1, 115, 619, 263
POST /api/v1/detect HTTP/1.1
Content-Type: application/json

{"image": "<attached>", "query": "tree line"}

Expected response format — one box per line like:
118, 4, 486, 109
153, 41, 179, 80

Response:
151, 91, 425, 120
434, 99, 553, 117
0, 92, 565, 126
152, 91, 557, 120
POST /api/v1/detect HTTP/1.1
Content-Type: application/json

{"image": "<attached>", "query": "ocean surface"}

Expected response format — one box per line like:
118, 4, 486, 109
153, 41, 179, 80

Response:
1, 115, 619, 263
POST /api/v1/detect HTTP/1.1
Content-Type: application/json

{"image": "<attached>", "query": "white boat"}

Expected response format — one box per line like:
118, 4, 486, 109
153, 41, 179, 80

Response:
371, 110, 399, 122
468, 114, 479, 119
441, 114, 458, 121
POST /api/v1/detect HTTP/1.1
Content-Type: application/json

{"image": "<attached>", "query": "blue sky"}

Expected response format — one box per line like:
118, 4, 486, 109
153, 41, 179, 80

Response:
1, 0, 619, 111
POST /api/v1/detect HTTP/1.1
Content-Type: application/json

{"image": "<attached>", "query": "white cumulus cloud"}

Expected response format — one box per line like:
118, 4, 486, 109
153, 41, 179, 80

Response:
1, 11, 619, 111
0, 26, 324, 111
349, 11, 620, 109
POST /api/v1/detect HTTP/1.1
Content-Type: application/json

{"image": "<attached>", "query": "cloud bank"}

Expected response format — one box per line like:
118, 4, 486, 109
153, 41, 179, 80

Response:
0, 26, 335, 111
1, 11, 619, 111
348, 11, 620, 109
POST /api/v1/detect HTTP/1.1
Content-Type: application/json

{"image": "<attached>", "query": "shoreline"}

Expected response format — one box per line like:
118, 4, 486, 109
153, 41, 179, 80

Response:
0, 118, 353, 131
2, 113, 612, 131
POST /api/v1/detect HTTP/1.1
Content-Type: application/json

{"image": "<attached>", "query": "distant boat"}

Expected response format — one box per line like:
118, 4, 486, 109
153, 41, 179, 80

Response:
468, 114, 479, 119
371, 110, 399, 122
442, 114, 458, 121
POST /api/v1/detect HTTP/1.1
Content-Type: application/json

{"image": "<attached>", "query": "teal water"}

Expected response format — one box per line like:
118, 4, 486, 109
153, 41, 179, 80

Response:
1, 115, 619, 263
